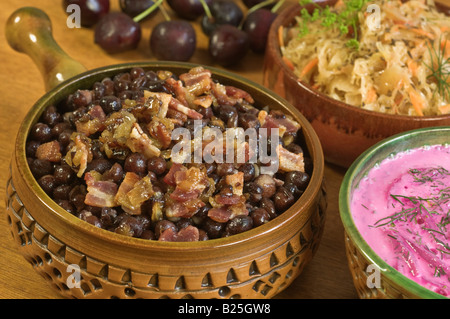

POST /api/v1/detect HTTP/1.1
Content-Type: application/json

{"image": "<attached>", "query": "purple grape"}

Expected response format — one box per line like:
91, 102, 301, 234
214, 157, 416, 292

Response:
243, 8, 277, 53
201, 0, 243, 36
167, 0, 212, 20
63, 0, 110, 27
120, 0, 156, 19
150, 20, 197, 62
208, 24, 249, 67
94, 12, 141, 53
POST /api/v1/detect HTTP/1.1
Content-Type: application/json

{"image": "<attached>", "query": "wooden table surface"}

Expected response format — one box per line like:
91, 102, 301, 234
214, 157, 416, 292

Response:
1, 0, 446, 300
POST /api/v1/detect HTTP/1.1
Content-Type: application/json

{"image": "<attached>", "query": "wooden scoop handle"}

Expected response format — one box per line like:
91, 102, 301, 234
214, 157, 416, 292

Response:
5, 7, 87, 91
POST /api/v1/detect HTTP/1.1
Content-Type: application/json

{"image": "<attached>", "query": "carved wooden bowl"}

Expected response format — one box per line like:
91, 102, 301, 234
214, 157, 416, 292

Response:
263, 0, 450, 168
5, 60, 326, 299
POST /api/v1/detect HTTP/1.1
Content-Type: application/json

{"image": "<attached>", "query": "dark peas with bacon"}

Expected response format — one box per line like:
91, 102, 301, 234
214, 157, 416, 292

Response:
26, 66, 312, 242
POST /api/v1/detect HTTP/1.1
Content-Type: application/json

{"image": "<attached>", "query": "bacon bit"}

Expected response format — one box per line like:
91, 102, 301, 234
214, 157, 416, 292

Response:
174, 166, 208, 195
208, 198, 248, 223
211, 82, 255, 106
164, 77, 189, 106
179, 66, 212, 83
169, 98, 203, 120
179, 66, 213, 97
225, 86, 255, 104
170, 188, 202, 202
193, 95, 213, 108
227, 200, 248, 219
214, 193, 242, 205
84, 171, 118, 207
276, 144, 305, 172
147, 117, 174, 149
89, 104, 106, 121
115, 172, 140, 211
208, 206, 232, 223
165, 166, 209, 217
65, 134, 93, 177
258, 110, 301, 137
225, 172, 244, 196
35, 140, 62, 162
163, 163, 186, 186
115, 172, 154, 215
126, 122, 161, 158
166, 108, 188, 125
158, 225, 200, 242
77, 90, 93, 105
75, 105, 106, 136
262, 114, 286, 137
125, 174, 154, 212
166, 197, 205, 218
143, 91, 172, 118
207, 174, 248, 223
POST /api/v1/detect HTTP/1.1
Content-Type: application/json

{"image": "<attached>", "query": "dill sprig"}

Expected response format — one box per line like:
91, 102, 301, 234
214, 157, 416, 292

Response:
423, 37, 450, 102
370, 167, 450, 255
297, 0, 369, 50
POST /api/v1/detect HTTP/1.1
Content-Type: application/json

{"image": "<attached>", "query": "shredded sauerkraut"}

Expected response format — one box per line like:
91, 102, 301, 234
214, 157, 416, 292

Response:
281, 0, 450, 116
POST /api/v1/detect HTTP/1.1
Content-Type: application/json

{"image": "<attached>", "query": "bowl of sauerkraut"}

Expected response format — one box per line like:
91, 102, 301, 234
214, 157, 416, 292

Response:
263, 0, 450, 167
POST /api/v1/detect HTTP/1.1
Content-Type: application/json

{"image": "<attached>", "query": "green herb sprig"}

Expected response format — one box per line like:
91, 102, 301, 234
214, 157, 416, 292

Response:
371, 167, 450, 256
297, 0, 369, 50
424, 37, 450, 102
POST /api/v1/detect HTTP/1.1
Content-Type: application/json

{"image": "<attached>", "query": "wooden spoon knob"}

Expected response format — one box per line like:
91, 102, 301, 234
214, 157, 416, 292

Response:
5, 7, 87, 91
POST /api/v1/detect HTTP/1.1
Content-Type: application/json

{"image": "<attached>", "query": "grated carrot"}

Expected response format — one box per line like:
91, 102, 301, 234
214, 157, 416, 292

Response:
440, 38, 450, 59
278, 25, 284, 48
365, 86, 377, 104
395, 24, 434, 39
407, 59, 419, 78
408, 88, 425, 116
410, 28, 435, 39
300, 57, 319, 78
439, 104, 450, 114
282, 56, 295, 71
396, 78, 405, 90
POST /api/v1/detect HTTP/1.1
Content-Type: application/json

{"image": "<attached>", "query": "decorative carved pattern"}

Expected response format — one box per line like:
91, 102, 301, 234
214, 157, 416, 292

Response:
344, 233, 409, 299
5, 171, 327, 299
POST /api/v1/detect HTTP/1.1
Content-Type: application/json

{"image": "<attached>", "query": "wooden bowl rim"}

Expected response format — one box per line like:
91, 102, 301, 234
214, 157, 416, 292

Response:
267, 0, 450, 122
14, 61, 325, 251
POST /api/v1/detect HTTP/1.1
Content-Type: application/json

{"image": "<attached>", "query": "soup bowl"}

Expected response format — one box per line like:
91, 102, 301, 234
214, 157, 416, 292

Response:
263, 0, 450, 168
339, 126, 450, 299
4, 7, 326, 299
